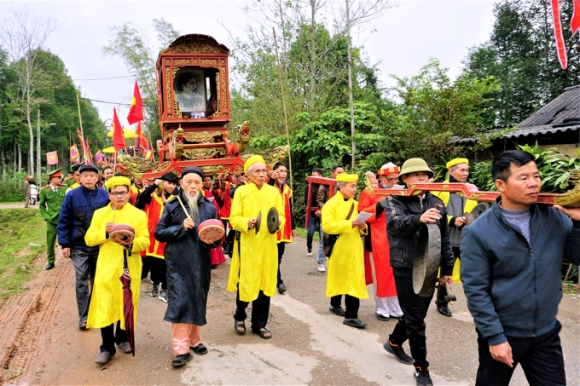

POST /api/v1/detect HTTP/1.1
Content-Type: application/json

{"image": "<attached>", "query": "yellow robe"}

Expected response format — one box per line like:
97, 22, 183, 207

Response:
322, 191, 369, 300
226, 183, 285, 302
85, 203, 149, 330
434, 183, 479, 283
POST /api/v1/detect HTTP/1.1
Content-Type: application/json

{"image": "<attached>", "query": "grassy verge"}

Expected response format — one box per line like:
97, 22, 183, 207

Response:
0, 209, 45, 308
563, 281, 580, 295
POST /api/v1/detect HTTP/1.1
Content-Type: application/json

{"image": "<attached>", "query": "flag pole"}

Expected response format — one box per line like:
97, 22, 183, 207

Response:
76, 90, 85, 139
273, 28, 293, 202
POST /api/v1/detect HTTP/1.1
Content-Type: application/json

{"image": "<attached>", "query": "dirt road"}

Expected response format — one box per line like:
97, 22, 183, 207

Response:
1, 237, 579, 385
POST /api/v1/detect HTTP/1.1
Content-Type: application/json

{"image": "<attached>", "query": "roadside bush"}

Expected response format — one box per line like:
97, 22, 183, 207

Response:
0, 172, 27, 203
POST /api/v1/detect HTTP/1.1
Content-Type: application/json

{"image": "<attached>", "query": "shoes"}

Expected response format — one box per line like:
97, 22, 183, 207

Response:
159, 289, 168, 303
234, 319, 246, 335
150, 283, 160, 297
329, 306, 346, 317
414, 366, 433, 386
45, 262, 55, 270
277, 282, 286, 294
317, 263, 326, 272
307, 249, 312, 256
343, 318, 366, 329
171, 353, 192, 368
190, 343, 208, 355
376, 313, 390, 321
383, 340, 414, 365
117, 341, 132, 354
95, 351, 113, 364
436, 301, 452, 317
79, 319, 87, 330
211, 264, 218, 270
252, 327, 272, 339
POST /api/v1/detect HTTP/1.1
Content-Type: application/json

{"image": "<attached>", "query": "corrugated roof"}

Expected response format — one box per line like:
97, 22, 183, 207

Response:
518, 85, 580, 127
503, 124, 579, 138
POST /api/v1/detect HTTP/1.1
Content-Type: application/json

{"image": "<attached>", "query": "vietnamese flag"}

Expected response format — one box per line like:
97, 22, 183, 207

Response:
127, 81, 144, 124
113, 108, 126, 152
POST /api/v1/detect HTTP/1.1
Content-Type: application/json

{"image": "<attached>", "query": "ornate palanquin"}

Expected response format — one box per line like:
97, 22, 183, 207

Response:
139, 34, 247, 179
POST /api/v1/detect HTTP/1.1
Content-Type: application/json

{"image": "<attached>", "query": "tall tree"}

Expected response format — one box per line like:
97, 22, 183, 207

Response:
0, 8, 60, 177
464, 0, 580, 127
102, 19, 180, 141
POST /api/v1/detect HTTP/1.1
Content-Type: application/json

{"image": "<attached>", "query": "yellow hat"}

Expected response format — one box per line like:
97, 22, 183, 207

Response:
336, 172, 358, 183
106, 176, 131, 190
446, 158, 469, 169
244, 155, 266, 174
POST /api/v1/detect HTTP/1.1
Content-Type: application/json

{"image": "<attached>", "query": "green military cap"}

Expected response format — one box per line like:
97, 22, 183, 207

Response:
48, 169, 63, 179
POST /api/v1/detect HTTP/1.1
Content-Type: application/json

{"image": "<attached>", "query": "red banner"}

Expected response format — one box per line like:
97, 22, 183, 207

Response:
46, 151, 58, 165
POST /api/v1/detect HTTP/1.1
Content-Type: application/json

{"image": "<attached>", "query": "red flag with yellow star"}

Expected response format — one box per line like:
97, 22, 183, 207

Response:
127, 81, 144, 124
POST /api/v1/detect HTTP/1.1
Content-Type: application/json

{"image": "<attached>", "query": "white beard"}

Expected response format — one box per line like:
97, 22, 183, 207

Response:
186, 192, 200, 219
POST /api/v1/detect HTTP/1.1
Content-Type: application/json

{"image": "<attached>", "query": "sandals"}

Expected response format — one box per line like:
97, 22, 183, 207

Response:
79, 319, 87, 330
234, 320, 246, 335
252, 327, 272, 339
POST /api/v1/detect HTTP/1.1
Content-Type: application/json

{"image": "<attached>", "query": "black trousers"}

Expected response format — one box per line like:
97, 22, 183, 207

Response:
389, 275, 433, 368
277, 243, 285, 285
234, 289, 270, 332
149, 256, 167, 290
100, 320, 128, 354
141, 256, 151, 281
330, 295, 360, 318
475, 321, 565, 386
436, 246, 460, 305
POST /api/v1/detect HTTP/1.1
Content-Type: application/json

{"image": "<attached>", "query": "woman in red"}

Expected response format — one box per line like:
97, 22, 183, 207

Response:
359, 163, 402, 320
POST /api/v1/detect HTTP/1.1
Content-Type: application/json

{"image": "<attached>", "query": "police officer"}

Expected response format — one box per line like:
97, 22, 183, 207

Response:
39, 169, 68, 270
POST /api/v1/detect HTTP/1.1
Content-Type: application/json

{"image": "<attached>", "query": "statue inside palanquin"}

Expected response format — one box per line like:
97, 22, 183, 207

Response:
174, 67, 218, 118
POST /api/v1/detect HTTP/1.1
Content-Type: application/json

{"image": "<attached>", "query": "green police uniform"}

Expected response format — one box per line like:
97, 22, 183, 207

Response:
39, 169, 67, 265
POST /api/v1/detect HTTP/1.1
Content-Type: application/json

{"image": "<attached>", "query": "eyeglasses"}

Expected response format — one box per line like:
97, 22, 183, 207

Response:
109, 191, 129, 197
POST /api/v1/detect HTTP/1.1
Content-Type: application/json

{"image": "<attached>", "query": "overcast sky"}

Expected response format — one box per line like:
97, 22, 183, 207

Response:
0, 0, 496, 131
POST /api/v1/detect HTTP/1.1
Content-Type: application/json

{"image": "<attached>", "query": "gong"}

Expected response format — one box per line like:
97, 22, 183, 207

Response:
266, 207, 279, 234
464, 202, 490, 225
255, 211, 262, 233
412, 223, 441, 297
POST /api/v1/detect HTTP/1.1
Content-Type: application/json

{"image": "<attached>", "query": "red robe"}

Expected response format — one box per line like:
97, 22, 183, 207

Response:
358, 189, 397, 297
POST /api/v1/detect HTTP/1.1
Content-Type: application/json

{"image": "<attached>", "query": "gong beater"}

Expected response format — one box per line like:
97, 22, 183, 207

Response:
412, 223, 441, 297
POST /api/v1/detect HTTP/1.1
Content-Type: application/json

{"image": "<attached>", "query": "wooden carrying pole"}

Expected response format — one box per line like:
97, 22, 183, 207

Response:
273, 28, 294, 197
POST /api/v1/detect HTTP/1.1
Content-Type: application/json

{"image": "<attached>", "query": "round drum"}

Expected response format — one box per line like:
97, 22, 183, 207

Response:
109, 224, 136, 246
198, 219, 225, 244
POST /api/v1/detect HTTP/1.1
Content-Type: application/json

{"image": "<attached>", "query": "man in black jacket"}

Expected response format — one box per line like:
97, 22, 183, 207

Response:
461, 150, 580, 385
382, 158, 455, 386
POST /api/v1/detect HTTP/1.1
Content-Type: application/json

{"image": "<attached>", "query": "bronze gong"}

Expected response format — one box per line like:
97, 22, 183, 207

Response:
412, 223, 441, 297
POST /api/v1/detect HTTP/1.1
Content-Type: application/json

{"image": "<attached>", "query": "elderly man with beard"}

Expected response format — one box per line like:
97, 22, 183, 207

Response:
154, 166, 219, 368
227, 155, 285, 339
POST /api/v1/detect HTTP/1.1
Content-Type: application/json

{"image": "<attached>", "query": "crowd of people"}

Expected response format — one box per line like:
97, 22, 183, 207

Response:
33, 150, 580, 385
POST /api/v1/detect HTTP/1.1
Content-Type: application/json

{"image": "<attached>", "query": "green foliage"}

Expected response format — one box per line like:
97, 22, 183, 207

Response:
0, 209, 44, 306
463, 0, 580, 126
518, 143, 580, 193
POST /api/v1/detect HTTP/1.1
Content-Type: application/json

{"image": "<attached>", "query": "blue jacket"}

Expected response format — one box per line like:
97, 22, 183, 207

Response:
57, 186, 109, 252
461, 199, 580, 345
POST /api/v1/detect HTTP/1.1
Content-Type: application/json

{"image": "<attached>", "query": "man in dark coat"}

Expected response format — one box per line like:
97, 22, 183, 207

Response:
154, 166, 219, 368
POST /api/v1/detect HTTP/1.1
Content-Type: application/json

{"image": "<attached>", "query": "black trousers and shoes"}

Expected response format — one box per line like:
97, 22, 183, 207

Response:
435, 246, 459, 317
277, 243, 286, 293
389, 275, 433, 369
475, 321, 566, 386
234, 289, 271, 333
331, 295, 365, 328
100, 320, 128, 355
